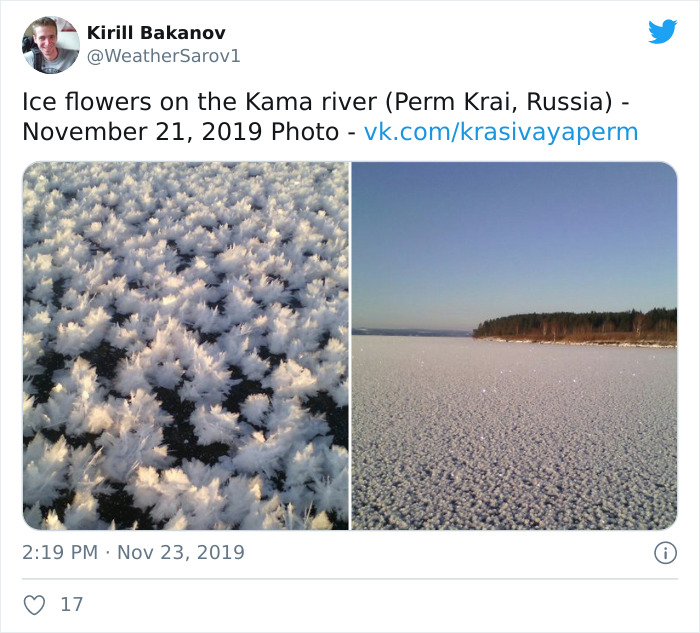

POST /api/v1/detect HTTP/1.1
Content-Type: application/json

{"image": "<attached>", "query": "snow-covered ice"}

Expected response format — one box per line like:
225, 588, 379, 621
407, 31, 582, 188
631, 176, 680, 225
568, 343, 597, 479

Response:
352, 336, 676, 529
23, 162, 348, 530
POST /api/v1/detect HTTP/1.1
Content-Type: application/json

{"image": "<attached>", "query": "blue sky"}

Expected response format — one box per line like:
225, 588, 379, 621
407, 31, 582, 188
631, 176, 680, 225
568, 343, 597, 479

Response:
352, 163, 677, 331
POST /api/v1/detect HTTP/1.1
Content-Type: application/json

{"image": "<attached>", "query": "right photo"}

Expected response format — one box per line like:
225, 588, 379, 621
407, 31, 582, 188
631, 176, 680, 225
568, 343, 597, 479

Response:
351, 162, 677, 530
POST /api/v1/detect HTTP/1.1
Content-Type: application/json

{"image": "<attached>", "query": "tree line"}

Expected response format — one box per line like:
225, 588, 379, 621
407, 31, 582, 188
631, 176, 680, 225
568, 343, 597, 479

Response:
474, 308, 676, 342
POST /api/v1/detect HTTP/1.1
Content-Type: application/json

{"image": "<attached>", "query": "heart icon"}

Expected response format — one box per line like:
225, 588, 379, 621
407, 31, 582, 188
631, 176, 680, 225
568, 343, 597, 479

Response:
24, 595, 45, 615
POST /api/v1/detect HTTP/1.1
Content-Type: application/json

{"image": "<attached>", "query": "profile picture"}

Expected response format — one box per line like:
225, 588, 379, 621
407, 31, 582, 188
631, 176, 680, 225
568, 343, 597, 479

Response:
22, 16, 79, 74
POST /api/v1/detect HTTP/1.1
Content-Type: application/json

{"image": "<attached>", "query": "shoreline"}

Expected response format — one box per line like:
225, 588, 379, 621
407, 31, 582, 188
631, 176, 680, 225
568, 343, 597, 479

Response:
474, 336, 676, 349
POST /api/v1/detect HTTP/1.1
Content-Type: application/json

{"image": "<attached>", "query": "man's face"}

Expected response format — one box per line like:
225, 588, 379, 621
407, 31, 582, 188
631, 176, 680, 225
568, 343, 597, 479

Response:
33, 25, 58, 61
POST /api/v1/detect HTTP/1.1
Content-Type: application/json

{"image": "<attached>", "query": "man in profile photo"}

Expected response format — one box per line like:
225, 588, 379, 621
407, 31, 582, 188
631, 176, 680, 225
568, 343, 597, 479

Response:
23, 17, 78, 74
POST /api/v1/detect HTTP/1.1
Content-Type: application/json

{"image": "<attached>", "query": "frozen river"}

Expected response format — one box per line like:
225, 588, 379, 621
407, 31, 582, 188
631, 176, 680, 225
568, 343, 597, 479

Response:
352, 336, 676, 530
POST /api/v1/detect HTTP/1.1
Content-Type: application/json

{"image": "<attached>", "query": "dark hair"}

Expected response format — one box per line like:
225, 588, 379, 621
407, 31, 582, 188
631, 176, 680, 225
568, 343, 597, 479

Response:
31, 17, 57, 35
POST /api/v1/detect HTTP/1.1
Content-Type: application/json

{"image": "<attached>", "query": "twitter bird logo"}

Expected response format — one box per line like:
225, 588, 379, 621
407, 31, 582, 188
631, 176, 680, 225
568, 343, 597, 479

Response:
649, 19, 677, 44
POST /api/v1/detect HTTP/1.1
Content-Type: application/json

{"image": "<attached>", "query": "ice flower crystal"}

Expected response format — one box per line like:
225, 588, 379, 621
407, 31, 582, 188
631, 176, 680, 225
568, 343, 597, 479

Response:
23, 162, 348, 529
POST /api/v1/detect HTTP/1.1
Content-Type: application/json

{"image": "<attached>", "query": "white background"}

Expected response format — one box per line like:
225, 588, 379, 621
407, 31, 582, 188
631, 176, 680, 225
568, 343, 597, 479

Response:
1, 2, 698, 632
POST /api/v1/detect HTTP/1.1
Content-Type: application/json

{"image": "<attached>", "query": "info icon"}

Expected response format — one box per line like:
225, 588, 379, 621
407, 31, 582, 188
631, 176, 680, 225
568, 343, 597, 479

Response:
654, 542, 677, 564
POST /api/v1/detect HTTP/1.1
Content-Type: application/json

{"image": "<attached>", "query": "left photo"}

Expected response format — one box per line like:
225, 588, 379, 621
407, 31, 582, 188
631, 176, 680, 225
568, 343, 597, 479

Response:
23, 162, 349, 530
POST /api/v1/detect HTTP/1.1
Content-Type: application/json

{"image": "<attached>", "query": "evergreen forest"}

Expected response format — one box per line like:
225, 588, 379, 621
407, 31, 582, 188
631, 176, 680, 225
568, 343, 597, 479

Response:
473, 308, 676, 345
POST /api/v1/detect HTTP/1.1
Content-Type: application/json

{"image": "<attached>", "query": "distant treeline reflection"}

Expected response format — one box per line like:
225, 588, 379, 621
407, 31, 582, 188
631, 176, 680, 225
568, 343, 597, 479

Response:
474, 308, 676, 343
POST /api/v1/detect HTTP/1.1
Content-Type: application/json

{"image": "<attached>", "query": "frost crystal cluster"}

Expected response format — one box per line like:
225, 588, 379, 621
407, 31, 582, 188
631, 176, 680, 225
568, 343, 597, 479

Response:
24, 162, 349, 530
